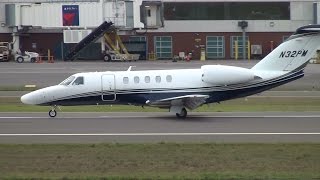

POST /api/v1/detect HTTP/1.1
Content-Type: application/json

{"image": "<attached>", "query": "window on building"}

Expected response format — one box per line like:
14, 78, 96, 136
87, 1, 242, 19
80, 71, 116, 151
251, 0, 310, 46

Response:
164, 2, 290, 20
145, 76, 150, 83
206, 36, 225, 59
134, 76, 140, 84
154, 36, 172, 59
72, 76, 84, 85
155, 76, 161, 83
166, 75, 172, 82
123, 77, 129, 84
230, 36, 249, 59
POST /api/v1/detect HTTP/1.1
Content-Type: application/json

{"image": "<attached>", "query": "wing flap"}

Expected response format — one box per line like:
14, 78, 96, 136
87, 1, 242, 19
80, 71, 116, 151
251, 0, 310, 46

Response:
146, 94, 209, 110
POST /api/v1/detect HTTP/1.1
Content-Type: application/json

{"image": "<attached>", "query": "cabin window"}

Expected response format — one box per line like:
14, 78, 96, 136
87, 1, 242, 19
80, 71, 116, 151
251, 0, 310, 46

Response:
155, 76, 161, 83
72, 76, 84, 85
123, 77, 129, 84
59, 75, 75, 86
166, 75, 172, 82
145, 76, 150, 83
134, 76, 140, 84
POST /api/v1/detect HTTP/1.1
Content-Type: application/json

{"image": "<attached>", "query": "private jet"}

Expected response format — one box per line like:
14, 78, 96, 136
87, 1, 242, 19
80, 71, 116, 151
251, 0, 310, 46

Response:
21, 25, 320, 118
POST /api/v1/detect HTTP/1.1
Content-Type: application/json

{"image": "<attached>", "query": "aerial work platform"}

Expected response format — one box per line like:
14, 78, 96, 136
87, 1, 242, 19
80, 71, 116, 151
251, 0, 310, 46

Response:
65, 21, 114, 61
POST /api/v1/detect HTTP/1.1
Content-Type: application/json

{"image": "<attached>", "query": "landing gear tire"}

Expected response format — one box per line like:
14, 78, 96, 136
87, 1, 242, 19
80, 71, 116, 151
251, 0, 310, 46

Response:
176, 108, 187, 119
49, 109, 57, 117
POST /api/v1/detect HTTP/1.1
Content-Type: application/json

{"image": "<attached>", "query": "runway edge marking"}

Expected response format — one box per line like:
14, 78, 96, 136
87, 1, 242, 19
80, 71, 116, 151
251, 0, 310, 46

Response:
2, 115, 320, 119
0, 133, 320, 136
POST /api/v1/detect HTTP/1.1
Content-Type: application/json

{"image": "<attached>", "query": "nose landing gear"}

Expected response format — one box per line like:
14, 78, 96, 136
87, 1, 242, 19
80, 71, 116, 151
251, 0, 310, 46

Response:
48, 105, 59, 117
49, 109, 57, 117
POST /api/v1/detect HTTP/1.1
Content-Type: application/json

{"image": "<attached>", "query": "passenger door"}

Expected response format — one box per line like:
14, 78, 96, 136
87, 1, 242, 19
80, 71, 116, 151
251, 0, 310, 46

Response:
101, 74, 116, 101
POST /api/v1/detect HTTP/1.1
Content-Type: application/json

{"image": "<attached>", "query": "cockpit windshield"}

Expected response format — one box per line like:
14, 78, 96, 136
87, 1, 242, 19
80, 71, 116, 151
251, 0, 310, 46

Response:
72, 76, 84, 85
59, 76, 75, 86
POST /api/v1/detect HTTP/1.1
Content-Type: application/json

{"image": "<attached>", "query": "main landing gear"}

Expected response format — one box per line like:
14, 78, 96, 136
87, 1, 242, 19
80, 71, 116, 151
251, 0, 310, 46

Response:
174, 107, 188, 119
48, 105, 59, 117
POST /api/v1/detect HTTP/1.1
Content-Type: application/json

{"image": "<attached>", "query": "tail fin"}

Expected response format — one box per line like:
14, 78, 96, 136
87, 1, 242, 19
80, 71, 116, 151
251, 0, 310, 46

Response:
252, 25, 320, 72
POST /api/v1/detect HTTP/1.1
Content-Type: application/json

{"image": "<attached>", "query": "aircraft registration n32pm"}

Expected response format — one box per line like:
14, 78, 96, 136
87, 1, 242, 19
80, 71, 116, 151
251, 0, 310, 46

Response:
21, 25, 320, 118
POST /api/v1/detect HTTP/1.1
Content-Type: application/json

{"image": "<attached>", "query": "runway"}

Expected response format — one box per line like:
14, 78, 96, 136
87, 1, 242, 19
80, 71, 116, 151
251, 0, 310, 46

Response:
0, 112, 319, 143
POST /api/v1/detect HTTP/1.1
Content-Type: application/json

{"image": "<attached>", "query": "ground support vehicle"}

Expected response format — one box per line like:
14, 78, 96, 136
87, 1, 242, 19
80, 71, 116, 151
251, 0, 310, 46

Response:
15, 51, 39, 63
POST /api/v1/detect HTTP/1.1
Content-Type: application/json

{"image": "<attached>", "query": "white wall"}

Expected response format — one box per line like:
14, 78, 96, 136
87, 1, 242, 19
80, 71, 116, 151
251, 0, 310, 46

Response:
290, 1, 313, 21
0, 3, 5, 24
18, 3, 102, 28
104, 1, 127, 27
317, 2, 320, 24
13, 1, 144, 29
133, 0, 145, 28
0, 3, 11, 33
151, 20, 312, 32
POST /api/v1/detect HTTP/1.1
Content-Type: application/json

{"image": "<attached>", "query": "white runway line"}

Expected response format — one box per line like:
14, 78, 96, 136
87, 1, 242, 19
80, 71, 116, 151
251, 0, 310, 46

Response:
0, 117, 44, 119
1, 115, 320, 119
0, 133, 320, 136
101, 115, 320, 118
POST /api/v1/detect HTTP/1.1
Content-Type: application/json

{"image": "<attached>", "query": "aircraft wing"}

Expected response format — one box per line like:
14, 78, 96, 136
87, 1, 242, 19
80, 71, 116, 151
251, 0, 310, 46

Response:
146, 94, 209, 110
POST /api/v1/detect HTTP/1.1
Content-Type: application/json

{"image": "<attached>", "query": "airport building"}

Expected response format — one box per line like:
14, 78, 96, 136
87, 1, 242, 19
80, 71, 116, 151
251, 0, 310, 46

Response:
0, 0, 319, 60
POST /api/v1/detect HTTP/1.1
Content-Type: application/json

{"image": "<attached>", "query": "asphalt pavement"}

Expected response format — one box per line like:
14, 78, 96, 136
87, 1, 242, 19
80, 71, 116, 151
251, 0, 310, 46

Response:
0, 112, 319, 143
0, 60, 319, 90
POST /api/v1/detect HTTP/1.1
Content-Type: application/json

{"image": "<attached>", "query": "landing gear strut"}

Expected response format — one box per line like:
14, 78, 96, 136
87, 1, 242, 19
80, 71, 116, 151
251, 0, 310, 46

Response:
176, 107, 187, 119
48, 105, 58, 117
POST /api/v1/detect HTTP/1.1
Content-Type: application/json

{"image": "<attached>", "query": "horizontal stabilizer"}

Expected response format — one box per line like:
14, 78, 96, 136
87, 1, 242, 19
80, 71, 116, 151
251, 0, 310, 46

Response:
294, 24, 320, 35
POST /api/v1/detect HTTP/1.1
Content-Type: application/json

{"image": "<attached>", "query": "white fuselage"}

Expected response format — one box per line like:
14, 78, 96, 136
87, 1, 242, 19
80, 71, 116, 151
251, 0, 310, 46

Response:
21, 65, 262, 106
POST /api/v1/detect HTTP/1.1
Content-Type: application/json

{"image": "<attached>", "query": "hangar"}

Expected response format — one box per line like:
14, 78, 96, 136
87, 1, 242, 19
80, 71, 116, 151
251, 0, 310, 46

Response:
0, 0, 319, 60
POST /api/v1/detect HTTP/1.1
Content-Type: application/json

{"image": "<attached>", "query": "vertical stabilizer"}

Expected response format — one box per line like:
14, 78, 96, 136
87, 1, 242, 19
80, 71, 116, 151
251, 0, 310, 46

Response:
252, 25, 320, 72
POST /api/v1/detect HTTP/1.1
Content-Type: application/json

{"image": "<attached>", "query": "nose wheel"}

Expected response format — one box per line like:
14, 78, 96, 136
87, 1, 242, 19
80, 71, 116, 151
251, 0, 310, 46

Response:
49, 109, 57, 117
48, 105, 59, 117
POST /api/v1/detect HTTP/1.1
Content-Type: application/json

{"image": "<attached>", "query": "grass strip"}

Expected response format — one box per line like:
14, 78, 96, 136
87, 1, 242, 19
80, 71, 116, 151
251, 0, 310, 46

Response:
0, 143, 319, 179
1, 96, 320, 112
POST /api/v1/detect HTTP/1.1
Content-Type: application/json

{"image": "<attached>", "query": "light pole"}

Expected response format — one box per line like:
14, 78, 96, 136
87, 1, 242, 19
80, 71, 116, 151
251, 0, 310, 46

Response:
238, 21, 248, 60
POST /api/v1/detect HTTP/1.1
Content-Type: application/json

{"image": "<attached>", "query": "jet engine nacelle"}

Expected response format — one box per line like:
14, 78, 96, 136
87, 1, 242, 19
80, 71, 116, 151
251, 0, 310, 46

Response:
201, 65, 256, 85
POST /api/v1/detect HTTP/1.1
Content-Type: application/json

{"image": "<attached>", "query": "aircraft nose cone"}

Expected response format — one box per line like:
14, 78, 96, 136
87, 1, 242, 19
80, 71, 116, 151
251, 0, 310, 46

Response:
21, 93, 35, 105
